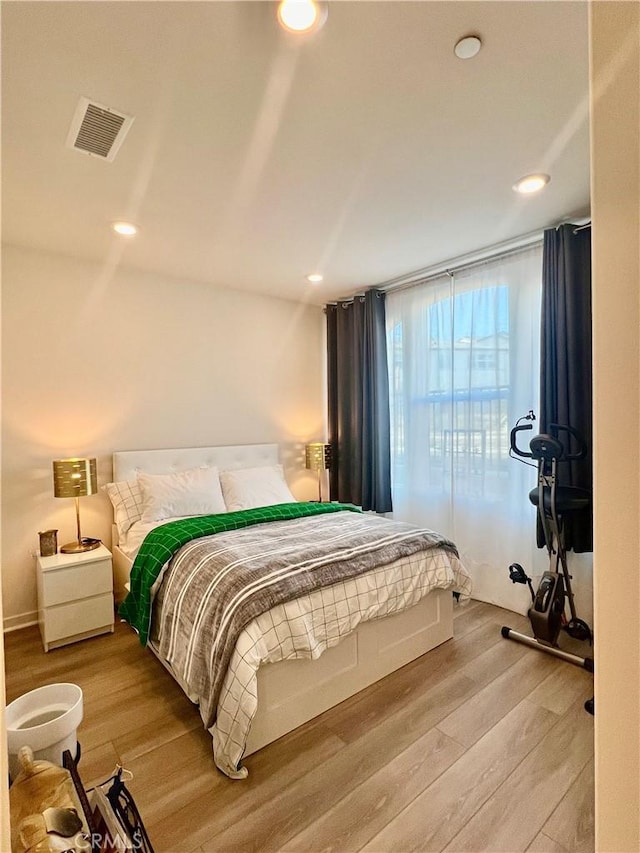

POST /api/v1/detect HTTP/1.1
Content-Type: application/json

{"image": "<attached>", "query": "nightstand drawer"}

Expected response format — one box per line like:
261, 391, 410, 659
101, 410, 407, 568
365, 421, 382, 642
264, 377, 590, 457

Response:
41, 558, 112, 607
44, 593, 114, 643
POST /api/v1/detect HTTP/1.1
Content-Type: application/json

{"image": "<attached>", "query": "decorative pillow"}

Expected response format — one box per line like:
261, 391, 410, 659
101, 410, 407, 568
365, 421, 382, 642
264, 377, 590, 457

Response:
137, 466, 226, 523
103, 479, 145, 539
220, 465, 296, 512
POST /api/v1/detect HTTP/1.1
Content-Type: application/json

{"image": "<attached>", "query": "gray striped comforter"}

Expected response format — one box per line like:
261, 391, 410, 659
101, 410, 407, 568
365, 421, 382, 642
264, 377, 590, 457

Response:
151, 510, 459, 729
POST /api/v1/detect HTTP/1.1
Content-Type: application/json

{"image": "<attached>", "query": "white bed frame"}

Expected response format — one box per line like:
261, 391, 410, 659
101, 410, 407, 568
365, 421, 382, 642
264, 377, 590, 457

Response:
111, 443, 453, 757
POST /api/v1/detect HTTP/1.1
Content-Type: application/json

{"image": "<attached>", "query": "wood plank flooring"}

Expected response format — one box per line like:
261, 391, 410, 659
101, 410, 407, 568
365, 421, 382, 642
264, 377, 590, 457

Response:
4, 600, 594, 852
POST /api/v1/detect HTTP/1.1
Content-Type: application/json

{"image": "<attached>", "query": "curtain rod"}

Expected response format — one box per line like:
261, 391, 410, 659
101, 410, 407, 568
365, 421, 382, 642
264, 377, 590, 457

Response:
377, 228, 544, 295
326, 216, 590, 306
377, 215, 590, 295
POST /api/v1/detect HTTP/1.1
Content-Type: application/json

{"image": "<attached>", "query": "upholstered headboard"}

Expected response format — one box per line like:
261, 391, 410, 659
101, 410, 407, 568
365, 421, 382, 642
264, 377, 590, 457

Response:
110, 443, 280, 601
113, 443, 279, 482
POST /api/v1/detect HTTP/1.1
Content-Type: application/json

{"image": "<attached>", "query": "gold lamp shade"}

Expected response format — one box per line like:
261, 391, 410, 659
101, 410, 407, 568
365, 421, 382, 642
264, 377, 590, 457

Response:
305, 443, 331, 502
53, 458, 97, 498
52, 457, 100, 553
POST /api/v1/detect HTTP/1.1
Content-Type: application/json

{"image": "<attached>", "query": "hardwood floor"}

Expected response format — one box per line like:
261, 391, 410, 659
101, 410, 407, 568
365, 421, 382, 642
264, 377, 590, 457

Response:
4, 601, 594, 852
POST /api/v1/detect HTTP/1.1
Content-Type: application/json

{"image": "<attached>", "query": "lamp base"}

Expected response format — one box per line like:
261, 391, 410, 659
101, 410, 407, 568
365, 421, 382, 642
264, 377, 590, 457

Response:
60, 538, 101, 554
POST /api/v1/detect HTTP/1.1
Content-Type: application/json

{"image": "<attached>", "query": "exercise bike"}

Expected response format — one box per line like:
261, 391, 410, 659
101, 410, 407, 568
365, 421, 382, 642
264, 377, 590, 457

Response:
501, 417, 594, 675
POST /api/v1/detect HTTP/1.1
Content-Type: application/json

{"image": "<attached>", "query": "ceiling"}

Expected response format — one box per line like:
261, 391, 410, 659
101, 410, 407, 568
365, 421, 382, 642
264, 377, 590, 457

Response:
1, 1, 590, 305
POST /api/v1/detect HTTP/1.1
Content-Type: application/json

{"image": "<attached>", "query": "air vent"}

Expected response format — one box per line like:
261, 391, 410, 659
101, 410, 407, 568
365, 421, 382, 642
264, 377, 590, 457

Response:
66, 97, 134, 162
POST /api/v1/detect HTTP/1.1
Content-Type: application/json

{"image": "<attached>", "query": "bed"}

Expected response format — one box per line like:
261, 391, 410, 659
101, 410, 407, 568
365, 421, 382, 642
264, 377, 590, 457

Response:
109, 443, 471, 778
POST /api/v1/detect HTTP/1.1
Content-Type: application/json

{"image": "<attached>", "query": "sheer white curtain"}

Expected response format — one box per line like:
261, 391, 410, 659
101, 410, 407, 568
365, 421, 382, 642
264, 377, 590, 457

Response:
386, 245, 547, 613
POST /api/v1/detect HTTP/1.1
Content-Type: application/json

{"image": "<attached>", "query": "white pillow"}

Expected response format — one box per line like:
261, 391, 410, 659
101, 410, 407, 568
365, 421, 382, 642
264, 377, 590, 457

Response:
137, 466, 226, 523
103, 479, 145, 539
220, 465, 296, 512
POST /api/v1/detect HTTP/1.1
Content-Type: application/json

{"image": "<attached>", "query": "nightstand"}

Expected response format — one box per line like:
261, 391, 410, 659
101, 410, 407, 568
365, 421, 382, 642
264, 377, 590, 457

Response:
36, 544, 114, 652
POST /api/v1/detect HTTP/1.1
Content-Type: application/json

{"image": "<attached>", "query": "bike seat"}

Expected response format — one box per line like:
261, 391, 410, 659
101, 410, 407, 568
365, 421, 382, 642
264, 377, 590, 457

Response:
528, 485, 591, 514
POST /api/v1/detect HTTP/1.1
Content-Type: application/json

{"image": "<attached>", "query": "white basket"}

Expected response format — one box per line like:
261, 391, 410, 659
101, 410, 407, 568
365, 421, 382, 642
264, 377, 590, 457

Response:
6, 682, 83, 780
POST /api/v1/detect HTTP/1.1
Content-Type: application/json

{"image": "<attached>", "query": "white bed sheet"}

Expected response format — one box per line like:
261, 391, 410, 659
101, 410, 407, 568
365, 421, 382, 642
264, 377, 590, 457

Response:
119, 516, 192, 558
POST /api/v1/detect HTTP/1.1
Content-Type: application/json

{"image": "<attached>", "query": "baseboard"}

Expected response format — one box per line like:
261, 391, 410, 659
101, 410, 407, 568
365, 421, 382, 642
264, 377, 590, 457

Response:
3, 611, 38, 633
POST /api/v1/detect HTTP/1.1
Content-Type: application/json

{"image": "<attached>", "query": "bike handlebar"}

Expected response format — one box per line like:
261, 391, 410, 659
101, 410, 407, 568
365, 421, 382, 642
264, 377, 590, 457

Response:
510, 422, 587, 461
510, 423, 534, 458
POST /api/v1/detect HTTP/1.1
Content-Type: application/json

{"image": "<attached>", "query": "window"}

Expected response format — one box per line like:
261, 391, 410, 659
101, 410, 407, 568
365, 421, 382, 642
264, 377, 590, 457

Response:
386, 245, 544, 608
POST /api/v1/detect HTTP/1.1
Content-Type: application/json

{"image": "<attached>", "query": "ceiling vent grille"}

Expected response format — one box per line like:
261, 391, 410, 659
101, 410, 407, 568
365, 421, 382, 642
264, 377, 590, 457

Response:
66, 97, 134, 162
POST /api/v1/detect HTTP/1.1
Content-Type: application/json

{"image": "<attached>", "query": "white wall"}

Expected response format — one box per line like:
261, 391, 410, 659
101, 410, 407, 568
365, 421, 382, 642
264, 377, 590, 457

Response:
590, 2, 640, 850
1, 244, 326, 629
0, 250, 9, 853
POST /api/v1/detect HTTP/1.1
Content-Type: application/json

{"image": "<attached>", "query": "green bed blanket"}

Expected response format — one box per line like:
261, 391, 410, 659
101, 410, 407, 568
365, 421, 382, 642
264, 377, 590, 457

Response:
118, 501, 361, 645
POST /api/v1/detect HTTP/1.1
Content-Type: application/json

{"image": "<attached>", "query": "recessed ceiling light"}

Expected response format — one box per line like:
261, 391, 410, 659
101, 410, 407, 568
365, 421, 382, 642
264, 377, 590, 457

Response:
306, 273, 324, 283
512, 174, 551, 194
277, 0, 327, 34
454, 35, 482, 60
112, 221, 137, 236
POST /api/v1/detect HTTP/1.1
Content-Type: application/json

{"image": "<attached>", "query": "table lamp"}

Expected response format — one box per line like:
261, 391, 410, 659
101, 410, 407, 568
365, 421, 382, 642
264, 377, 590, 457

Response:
305, 442, 331, 502
52, 457, 100, 553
